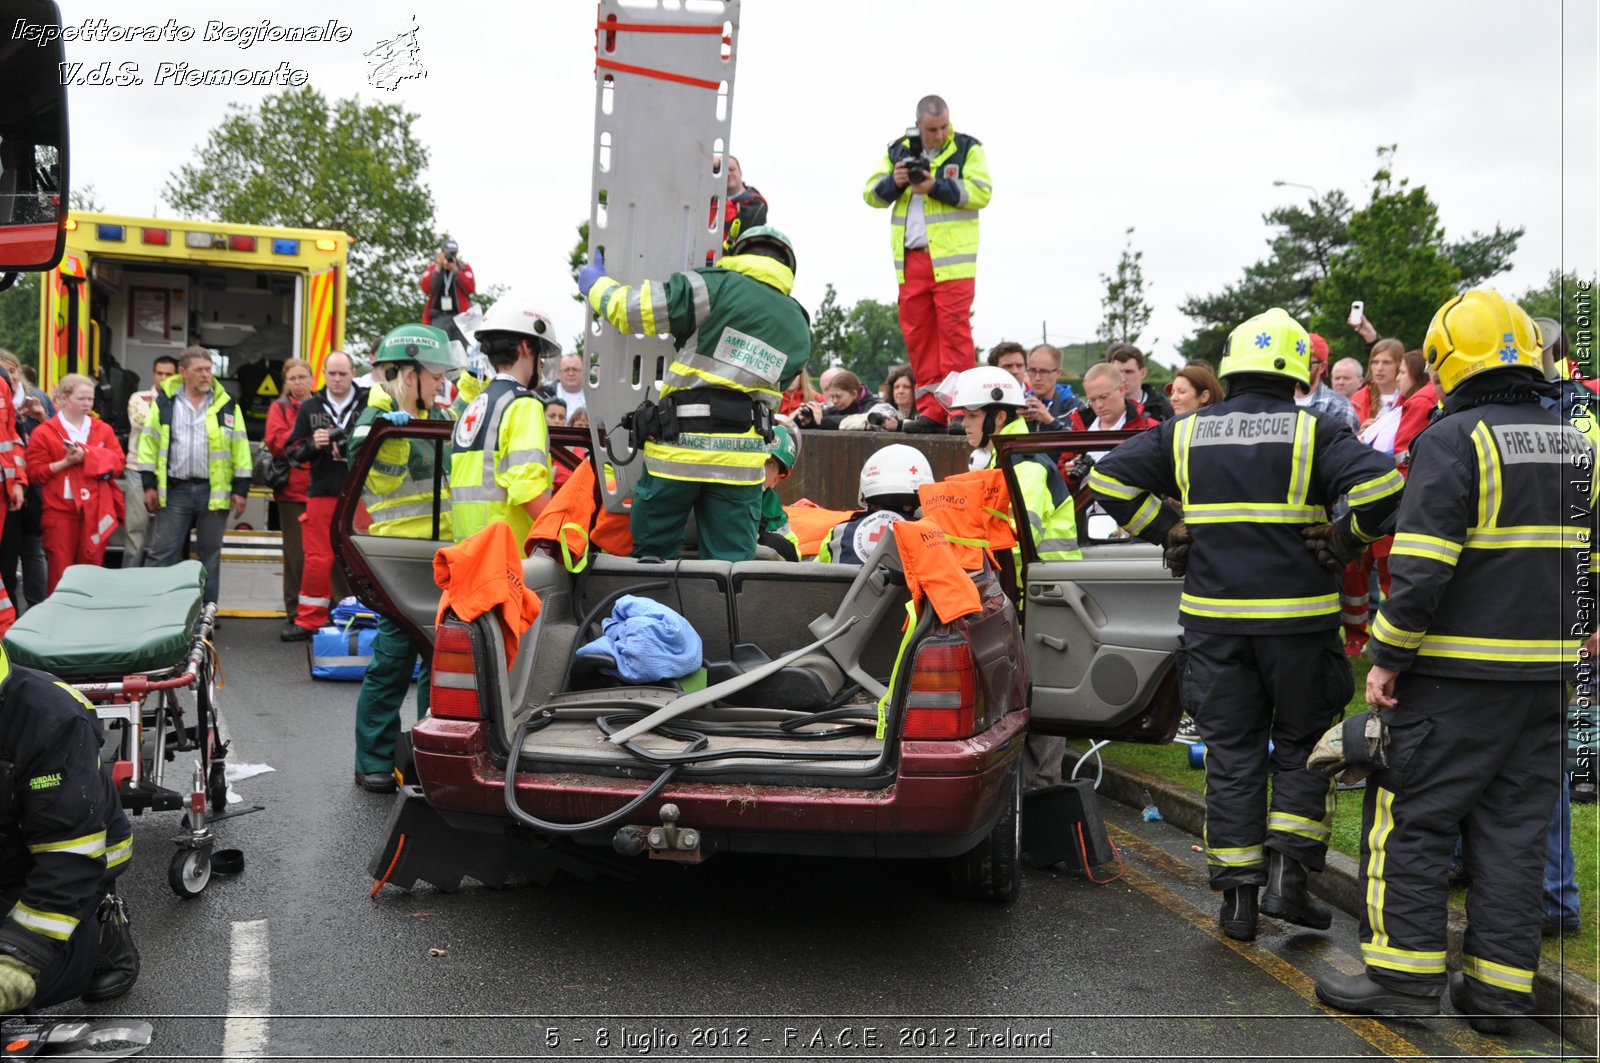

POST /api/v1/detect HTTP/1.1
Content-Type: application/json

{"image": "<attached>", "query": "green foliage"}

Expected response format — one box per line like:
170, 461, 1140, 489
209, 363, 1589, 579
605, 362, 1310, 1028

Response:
1519, 270, 1597, 348
163, 86, 437, 344
808, 283, 848, 375
1097, 227, 1154, 346
0, 272, 40, 363
1180, 147, 1522, 365
1178, 190, 1353, 364
836, 297, 907, 388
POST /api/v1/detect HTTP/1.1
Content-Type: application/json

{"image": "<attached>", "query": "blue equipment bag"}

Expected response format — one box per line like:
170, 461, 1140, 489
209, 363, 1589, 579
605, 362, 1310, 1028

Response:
308, 598, 421, 682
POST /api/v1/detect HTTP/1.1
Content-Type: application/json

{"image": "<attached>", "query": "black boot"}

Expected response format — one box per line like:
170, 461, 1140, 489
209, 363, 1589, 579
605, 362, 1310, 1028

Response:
1315, 971, 1440, 1016
1260, 848, 1332, 930
81, 894, 139, 1003
1448, 971, 1514, 1035
1219, 885, 1258, 941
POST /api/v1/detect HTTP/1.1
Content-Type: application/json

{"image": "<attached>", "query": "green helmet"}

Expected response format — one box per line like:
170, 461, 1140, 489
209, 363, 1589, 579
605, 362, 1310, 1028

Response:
1218, 307, 1311, 385
731, 224, 796, 274
375, 323, 456, 374
769, 421, 800, 475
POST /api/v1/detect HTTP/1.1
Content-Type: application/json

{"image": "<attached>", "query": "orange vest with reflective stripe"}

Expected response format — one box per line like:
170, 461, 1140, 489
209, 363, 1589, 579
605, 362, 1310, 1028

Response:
891, 518, 982, 623
916, 469, 1016, 570
526, 460, 634, 565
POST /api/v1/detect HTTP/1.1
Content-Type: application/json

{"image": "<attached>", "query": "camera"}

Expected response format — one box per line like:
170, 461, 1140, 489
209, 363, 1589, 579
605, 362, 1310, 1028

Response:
902, 128, 929, 182
793, 403, 830, 428
442, 239, 460, 266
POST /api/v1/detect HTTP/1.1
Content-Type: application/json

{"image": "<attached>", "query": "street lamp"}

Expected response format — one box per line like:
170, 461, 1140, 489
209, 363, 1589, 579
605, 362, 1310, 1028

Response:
1272, 179, 1321, 198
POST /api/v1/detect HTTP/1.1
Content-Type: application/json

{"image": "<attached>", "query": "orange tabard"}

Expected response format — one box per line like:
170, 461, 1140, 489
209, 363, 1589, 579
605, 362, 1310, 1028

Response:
890, 518, 982, 623
434, 521, 542, 666
916, 468, 1016, 570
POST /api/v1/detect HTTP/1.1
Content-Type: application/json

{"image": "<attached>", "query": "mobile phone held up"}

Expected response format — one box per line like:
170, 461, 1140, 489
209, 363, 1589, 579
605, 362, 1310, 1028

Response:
1348, 300, 1364, 328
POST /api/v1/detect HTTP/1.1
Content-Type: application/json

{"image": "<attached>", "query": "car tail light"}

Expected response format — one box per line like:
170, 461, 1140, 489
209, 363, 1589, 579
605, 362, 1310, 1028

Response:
902, 638, 983, 739
430, 620, 481, 720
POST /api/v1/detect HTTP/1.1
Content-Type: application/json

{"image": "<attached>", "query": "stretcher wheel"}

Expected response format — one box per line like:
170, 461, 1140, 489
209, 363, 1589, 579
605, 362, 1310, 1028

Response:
169, 847, 212, 898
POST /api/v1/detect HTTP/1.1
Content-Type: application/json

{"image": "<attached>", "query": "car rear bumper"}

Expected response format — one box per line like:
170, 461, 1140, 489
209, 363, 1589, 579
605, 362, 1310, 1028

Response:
410, 712, 1029, 858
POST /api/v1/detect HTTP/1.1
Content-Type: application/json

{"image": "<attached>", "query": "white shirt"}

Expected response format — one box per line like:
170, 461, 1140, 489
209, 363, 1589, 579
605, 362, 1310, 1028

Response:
1087, 411, 1128, 463
58, 413, 91, 446
904, 193, 928, 251
167, 389, 211, 481
557, 383, 587, 415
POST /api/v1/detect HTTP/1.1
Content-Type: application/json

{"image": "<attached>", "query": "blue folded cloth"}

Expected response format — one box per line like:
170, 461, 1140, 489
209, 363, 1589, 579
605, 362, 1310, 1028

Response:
575, 595, 703, 683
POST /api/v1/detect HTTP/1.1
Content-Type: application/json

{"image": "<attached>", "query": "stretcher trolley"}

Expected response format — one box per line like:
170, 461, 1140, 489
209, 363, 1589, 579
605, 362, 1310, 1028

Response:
2, 561, 256, 898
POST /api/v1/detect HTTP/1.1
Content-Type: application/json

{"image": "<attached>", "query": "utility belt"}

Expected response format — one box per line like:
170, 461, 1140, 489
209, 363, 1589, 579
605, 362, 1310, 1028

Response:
621, 387, 774, 450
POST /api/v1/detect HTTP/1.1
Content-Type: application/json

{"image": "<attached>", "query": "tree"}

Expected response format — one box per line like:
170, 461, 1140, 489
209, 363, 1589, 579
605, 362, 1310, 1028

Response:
835, 298, 906, 388
1518, 270, 1597, 350
1309, 148, 1462, 359
1097, 227, 1154, 347
808, 283, 848, 375
0, 272, 40, 363
163, 86, 436, 343
1177, 191, 1353, 363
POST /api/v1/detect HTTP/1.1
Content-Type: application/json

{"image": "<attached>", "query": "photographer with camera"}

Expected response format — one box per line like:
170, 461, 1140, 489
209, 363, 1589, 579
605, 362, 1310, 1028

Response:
864, 95, 992, 432
419, 238, 477, 345
280, 351, 368, 641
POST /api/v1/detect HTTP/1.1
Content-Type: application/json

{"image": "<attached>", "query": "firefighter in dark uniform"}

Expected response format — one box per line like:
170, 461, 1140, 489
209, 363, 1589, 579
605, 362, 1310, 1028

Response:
1314, 289, 1594, 1032
1089, 307, 1405, 941
1, 645, 138, 1013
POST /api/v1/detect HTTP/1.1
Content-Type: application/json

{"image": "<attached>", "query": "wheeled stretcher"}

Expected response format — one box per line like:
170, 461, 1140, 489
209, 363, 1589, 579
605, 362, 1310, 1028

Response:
2, 561, 256, 898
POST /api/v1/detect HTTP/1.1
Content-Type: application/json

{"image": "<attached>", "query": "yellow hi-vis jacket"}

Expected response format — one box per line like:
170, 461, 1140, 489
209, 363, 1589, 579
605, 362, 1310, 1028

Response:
349, 388, 454, 540
863, 128, 992, 284
448, 375, 551, 545
588, 253, 811, 487
134, 375, 250, 508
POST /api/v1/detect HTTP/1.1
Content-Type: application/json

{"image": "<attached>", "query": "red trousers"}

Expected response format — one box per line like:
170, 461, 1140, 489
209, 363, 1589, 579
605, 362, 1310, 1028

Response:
898, 249, 976, 424
293, 495, 339, 631
0, 505, 17, 636
41, 509, 83, 597
1341, 537, 1393, 643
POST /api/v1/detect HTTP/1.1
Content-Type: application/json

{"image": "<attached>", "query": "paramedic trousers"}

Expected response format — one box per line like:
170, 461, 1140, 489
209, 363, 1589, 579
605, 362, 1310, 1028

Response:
1340, 538, 1391, 645
119, 466, 148, 568
631, 467, 761, 562
40, 509, 84, 596
1181, 629, 1352, 890
353, 615, 430, 776
293, 496, 339, 631
897, 249, 975, 424
1359, 673, 1561, 1012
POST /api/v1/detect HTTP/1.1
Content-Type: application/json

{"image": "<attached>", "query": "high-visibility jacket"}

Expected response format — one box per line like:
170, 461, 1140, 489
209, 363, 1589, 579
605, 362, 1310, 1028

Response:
863, 128, 992, 284
449, 376, 550, 545
1088, 393, 1405, 634
986, 417, 1081, 562
134, 376, 250, 508
1370, 397, 1594, 679
0, 646, 132, 974
587, 253, 810, 487
349, 388, 454, 540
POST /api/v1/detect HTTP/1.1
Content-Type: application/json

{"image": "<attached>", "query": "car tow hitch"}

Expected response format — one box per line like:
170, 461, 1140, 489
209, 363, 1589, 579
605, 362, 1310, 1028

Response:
612, 803, 706, 863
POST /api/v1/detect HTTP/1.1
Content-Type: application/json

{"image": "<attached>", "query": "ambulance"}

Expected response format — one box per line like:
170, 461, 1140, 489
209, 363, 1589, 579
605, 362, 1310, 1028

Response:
37, 211, 348, 428
35, 212, 350, 614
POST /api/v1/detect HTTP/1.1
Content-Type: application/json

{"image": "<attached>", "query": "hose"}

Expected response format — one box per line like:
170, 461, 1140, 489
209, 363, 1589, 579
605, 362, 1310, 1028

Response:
501, 714, 685, 835
1070, 739, 1110, 790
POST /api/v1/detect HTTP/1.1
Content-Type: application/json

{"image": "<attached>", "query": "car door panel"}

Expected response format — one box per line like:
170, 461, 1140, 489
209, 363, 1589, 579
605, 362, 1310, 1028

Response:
1023, 543, 1184, 740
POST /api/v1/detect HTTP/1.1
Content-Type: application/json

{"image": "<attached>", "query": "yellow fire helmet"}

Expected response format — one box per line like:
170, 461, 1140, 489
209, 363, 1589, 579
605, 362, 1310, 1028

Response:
1424, 288, 1545, 395
1218, 307, 1311, 386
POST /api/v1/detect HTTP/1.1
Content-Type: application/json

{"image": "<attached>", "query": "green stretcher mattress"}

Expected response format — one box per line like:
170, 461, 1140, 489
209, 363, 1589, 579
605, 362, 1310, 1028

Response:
2, 561, 206, 680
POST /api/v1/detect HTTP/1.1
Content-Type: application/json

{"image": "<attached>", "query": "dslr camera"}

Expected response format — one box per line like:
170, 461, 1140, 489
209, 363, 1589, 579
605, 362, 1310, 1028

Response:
441, 238, 459, 266
901, 128, 929, 183
793, 402, 831, 429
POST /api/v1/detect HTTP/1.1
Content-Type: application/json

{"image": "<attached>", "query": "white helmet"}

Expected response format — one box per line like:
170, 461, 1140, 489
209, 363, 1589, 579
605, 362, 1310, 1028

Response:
859, 443, 934, 501
475, 294, 562, 359
951, 366, 1025, 411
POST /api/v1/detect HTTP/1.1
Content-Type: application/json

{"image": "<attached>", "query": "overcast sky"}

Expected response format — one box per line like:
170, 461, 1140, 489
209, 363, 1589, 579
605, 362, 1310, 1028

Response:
53, 0, 1600, 368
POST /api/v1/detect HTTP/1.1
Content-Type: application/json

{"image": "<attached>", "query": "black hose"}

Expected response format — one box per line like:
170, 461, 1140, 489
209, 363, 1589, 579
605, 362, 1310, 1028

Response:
595, 714, 873, 764
502, 715, 681, 835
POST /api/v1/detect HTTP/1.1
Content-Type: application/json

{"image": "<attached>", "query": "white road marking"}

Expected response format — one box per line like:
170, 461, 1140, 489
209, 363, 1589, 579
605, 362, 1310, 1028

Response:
223, 918, 270, 1058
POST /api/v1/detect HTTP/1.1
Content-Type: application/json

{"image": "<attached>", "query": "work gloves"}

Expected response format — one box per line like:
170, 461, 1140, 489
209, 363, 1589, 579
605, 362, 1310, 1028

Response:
1301, 520, 1363, 572
1163, 521, 1192, 578
380, 411, 412, 426
0, 953, 39, 1012
577, 250, 608, 297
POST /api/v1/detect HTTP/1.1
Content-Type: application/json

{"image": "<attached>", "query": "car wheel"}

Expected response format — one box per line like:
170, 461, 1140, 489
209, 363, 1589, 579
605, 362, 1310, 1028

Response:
948, 765, 1022, 903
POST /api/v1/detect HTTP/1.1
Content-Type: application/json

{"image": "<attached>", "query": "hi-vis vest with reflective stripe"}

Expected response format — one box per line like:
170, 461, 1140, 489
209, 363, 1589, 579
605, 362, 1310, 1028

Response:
587, 255, 811, 487
1088, 393, 1404, 634
134, 376, 251, 510
987, 418, 1081, 562
863, 129, 991, 284
1371, 399, 1595, 680
350, 388, 453, 541
449, 377, 551, 545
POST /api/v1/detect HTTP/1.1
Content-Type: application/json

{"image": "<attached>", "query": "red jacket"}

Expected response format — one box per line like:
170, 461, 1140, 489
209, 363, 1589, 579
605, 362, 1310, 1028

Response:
264, 393, 311, 502
25, 415, 125, 516
0, 374, 28, 493
419, 261, 477, 326
1393, 381, 1439, 474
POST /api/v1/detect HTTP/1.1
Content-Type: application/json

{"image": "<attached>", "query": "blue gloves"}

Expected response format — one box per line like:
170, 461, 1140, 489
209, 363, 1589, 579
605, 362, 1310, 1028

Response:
381, 410, 412, 426
577, 250, 608, 297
